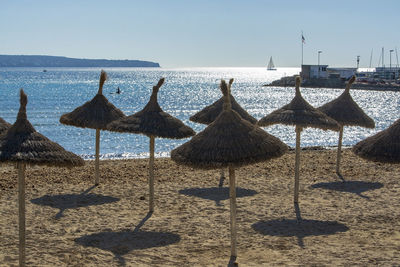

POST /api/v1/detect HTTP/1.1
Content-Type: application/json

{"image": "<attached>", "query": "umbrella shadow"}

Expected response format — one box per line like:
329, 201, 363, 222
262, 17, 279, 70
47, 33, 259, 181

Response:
310, 180, 383, 199
133, 211, 153, 233
178, 187, 257, 206
252, 203, 349, 248
30, 185, 120, 219
227, 255, 238, 267
336, 172, 346, 182
218, 176, 225, 187
74, 212, 180, 266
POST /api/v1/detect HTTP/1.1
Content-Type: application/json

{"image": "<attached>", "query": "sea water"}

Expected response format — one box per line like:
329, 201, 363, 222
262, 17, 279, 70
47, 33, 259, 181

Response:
0, 67, 398, 160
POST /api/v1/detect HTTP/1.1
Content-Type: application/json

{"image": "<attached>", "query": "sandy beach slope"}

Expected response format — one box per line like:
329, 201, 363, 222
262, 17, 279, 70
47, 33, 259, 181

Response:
1, 148, 400, 266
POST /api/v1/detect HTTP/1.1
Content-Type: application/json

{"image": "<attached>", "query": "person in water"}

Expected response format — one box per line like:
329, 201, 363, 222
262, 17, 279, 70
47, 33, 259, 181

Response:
116, 87, 121, 94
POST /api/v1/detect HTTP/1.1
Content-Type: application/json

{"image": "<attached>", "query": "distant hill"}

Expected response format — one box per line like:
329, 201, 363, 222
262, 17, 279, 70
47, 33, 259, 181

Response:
0, 55, 160, 67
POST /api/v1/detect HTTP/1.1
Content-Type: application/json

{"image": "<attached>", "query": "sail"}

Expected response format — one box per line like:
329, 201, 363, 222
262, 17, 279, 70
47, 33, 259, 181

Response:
267, 57, 276, 70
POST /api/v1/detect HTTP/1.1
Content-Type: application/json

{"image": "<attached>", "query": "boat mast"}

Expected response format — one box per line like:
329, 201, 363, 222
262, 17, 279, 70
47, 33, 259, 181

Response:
369, 49, 373, 68
377, 50, 382, 67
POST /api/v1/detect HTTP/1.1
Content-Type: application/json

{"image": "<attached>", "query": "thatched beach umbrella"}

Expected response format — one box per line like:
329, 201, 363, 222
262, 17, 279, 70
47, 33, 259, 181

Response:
0, 90, 84, 267
190, 79, 257, 186
318, 76, 375, 178
258, 76, 340, 203
171, 80, 288, 259
189, 79, 257, 125
107, 78, 195, 212
353, 118, 400, 163
0, 117, 11, 134
60, 70, 125, 185
0, 118, 11, 168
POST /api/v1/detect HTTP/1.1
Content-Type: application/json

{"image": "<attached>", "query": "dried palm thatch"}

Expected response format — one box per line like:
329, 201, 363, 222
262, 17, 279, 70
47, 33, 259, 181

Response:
60, 70, 125, 130
258, 76, 339, 204
0, 117, 11, 134
107, 78, 195, 138
189, 79, 257, 187
318, 76, 375, 178
0, 90, 84, 167
59, 70, 125, 185
172, 79, 287, 259
0, 89, 84, 267
353, 118, 400, 163
318, 76, 375, 128
258, 77, 339, 131
189, 79, 257, 125
172, 111, 287, 169
171, 81, 287, 169
107, 78, 195, 212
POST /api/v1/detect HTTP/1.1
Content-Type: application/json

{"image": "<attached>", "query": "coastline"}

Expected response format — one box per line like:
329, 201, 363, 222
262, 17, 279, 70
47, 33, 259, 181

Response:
1, 149, 400, 265
265, 75, 400, 92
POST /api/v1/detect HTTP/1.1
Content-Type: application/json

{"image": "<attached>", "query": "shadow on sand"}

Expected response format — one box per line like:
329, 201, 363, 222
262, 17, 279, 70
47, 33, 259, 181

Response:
74, 212, 180, 266
179, 187, 257, 206
227, 255, 238, 267
30, 185, 120, 219
252, 203, 349, 248
311, 180, 383, 199
336, 172, 346, 182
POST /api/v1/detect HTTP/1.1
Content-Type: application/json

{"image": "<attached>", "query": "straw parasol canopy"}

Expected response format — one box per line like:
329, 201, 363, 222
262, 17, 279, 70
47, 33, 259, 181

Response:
189, 79, 257, 186
353, 118, 400, 163
0, 89, 84, 267
318, 76, 375, 128
258, 77, 340, 130
60, 70, 125, 130
318, 76, 375, 178
189, 78, 257, 125
171, 79, 287, 260
107, 77, 195, 212
258, 76, 340, 203
60, 70, 125, 185
107, 78, 195, 138
0, 90, 84, 167
0, 117, 11, 134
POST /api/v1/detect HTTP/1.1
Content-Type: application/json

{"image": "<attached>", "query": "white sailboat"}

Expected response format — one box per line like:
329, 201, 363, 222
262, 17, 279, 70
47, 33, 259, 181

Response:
267, 56, 277, 70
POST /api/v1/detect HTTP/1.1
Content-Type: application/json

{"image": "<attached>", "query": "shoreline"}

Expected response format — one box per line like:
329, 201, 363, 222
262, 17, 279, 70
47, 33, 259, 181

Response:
265, 75, 400, 92
1, 149, 400, 265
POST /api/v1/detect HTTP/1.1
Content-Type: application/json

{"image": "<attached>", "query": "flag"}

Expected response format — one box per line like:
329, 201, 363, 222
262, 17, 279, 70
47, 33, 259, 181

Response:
301, 34, 305, 44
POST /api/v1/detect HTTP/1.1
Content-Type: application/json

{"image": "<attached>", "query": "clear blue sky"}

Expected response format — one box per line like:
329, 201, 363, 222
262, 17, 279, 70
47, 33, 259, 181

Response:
1, 0, 399, 68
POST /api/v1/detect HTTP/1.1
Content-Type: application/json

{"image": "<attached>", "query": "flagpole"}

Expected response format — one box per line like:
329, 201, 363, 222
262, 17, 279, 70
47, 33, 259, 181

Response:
301, 31, 304, 66
301, 39, 303, 66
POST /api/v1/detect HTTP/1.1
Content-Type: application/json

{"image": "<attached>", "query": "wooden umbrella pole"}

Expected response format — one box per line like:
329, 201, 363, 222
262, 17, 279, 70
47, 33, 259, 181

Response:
149, 136, 155, 212
294, 126, 301, 203
18, 162, 26, 267
229, 166, 237, 257
336, 126, 344, 176
95, 129, 100, 185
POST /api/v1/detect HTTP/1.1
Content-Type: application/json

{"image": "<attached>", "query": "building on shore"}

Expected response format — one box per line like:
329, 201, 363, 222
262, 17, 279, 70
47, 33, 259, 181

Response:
327, 67, 357, 79
374, 67, 400, 80
300, 65, 357, 80
301, 64, 400, 81
300, 65, 329, 79
267, 64, 400, 90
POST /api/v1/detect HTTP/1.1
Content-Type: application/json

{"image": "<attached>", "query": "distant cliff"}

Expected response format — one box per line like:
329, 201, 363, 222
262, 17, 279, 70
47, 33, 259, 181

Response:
0, 55, 160, 67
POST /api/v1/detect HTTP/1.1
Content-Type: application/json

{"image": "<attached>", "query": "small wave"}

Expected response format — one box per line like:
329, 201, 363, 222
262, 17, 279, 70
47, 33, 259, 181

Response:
80, 151, 171, 160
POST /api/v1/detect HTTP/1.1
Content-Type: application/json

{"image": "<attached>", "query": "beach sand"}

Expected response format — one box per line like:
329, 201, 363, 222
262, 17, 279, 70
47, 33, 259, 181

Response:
1, 148, 400, 266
